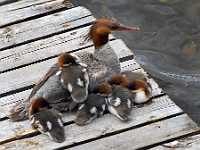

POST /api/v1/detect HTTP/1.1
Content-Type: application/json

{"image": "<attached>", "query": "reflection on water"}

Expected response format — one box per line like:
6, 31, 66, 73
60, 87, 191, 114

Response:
71, 0, 200, 124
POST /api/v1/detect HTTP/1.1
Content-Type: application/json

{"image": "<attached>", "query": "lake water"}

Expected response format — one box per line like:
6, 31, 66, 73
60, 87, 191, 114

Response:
71, 0, 200, 124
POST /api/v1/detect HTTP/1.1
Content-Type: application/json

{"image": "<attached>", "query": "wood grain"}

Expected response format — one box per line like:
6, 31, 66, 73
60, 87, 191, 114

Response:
0, 96, 184, 149
0, 39, 134, 96
0, 70, 162, 119
0, 25, 95, 73
150, 134, 200, 150
0, 6, 93, 50
0, 0, 73, 27
67, 114, 199, 150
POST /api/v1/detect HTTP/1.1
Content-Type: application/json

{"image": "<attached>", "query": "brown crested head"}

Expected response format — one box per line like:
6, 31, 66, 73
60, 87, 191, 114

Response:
29, 97, 49, 115
94, 82, 112, 95
87, 18, 140, 48
109, 74, 129, 87
128, 80, 150, 96
58, 52, 77, 67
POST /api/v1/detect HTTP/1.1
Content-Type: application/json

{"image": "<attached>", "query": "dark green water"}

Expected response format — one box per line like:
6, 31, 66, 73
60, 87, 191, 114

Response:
71, 0, 200, 124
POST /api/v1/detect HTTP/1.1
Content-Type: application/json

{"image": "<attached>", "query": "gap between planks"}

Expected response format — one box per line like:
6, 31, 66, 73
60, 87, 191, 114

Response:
150, 133, 200, 150
0, 0, 73, 28
0, 0, 56, 12
0, 39, 133, 97
0, 0, 19, 6
0, 39, 139, 118
0, 95, 184, 148
64, 114, 199, 150
0, 59, 164, 144
0, 25, 97, 74
0, 68, 163, 118
0, 6, 94, 51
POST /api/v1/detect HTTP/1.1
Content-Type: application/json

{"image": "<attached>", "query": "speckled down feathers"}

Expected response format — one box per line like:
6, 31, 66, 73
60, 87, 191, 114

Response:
76, 43, 121, 91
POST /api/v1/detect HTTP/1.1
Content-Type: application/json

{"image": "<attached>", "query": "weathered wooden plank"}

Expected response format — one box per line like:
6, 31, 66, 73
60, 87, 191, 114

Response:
0, 25, 96, 73
0, 95, 185, 149
0, 0, 18, 6
0, 0, 73, 27
0, 74, 162, 119
0, 59, 163, 143
0, 55, 144, 119
67, 115, 199, 150
0, 39, 134, 96
0, 6, 93, 50
150, 134, 200, 150
0, 112, 75, 145
0, 0, 58, 12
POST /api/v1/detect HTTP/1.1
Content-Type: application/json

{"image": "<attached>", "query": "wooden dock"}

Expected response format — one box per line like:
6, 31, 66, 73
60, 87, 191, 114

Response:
0, 0, 199, 149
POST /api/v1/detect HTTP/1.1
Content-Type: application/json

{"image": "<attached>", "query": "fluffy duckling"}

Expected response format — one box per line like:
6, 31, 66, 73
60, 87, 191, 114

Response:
75, 82, 111, 126
106, 77, 133, 122
9, 52, 88, 121
110, 72, 152, 104
59, 53, 89, 103
128, 80, 152, 104
77, 18, 140, 91
29, 97, 65, 143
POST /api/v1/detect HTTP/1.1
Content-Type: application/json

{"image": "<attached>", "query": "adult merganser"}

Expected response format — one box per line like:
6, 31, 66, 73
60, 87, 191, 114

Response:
77, 18, 140, 91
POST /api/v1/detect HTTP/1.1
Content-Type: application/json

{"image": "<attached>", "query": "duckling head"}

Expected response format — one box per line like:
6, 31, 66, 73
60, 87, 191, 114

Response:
93, 82, 112, 96
86, 18, 140, 48
58, 52, 80, 67
128, 80, 152, 104
108, 74, 129, 87
122, 71, 147, 82
29, 98, 65, 143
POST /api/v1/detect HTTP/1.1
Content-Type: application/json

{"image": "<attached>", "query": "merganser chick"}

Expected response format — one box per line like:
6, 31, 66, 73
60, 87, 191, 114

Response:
59, 53, 89, 103
29, 97, 65, 143
110, 72, 152, 104
9, 52, 88, 121
128, 79, 152, 104
121, 71, 152, 104
75, 82, 112, 126
106, 78, 133, 122
77, 18, 140, 91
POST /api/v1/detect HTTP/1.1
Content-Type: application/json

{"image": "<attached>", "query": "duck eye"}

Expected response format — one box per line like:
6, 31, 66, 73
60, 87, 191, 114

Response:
109, 24, 118, 30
